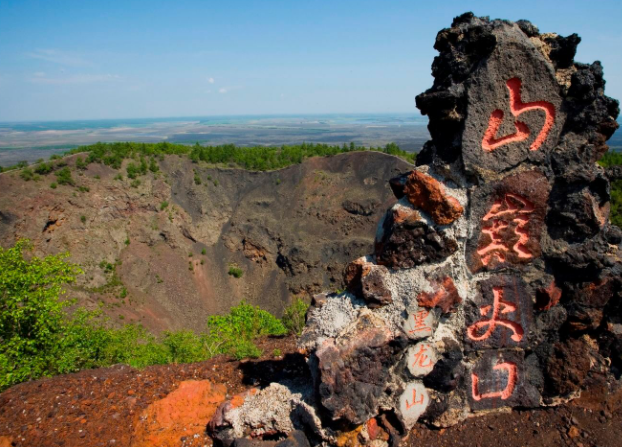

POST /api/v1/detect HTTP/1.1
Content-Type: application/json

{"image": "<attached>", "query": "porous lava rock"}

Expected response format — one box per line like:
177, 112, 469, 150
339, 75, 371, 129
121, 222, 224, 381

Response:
209, 12, 621, 447
402, 171, 463, 225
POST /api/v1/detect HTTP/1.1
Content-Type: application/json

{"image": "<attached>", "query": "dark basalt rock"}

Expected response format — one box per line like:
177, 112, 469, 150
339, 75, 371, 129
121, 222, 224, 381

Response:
375, 207, 458, 269
316, 313, 406, 425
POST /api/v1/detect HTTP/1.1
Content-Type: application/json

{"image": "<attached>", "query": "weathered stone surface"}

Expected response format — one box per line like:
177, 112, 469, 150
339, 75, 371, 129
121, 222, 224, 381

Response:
375, 204, 458, 269
467, 350, 541, 411
344, 258, 393, 308
464, 276, 535, 351
416, 277, 461, 314
315, 312, 405, 425
208, 383, 323, 445
402, 171, 463, 225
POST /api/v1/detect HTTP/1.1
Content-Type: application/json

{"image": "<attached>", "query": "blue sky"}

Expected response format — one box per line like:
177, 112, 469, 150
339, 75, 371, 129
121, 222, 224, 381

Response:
0, 0, 621, 121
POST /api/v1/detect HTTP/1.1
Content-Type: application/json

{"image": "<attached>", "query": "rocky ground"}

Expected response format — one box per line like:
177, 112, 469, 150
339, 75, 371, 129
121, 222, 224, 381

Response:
0, 151, 411, 332
0, 335, 619, 447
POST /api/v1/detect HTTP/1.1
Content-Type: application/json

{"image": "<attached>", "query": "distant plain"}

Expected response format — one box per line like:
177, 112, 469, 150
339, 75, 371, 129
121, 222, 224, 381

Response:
0, 113, 619, 167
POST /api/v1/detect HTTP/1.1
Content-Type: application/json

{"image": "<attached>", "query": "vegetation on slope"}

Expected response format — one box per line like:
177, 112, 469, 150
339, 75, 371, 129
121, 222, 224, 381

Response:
0, 240, 309, 391
599, 151, 622, 228
0, 141, 415, 177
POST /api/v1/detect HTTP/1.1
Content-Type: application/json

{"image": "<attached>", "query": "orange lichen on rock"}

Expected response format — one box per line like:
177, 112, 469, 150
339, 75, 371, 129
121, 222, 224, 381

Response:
403, 171, 463, 225
131, 380, 227, 447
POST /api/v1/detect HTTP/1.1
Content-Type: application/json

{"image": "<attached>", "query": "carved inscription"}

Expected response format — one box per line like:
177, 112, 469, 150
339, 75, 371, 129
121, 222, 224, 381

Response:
477, 193, 535, 266
403, 309, 436, 339
399, 382, 429, 426
482, 78, 556, 152
467, 286, 524, 343
406, 342, 438, 377
471, 361, 518, 401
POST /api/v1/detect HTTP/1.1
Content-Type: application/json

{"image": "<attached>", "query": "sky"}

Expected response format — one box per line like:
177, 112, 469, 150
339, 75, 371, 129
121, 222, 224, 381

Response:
0, 0, 621, 122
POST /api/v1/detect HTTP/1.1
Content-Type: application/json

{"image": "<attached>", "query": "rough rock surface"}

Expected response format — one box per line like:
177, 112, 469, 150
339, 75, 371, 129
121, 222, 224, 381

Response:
210, 13, 622, 447
0, 151, 410, 332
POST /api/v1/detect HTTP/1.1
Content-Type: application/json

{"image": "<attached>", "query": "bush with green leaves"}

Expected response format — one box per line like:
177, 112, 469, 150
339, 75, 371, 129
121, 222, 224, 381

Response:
228, 265, 243, 278
282, 297, 309, 336
55, 167, 75, 186
601, 151, 622, 228
206, 301, 286, 359
0, 240, 83, 389
0, 241, 299, 391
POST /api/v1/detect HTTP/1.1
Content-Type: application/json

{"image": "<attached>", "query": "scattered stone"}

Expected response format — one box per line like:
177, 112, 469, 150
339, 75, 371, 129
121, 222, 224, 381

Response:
402, 170, 464, 225
416, 277, 462, 314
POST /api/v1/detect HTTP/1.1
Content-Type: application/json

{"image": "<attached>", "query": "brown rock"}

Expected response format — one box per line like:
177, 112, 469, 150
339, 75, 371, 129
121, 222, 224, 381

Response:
416, 277, 462, 313
535, 280, 562, 311
361, 265, 392, 308
375, 206, 458, 269
403, 171, 463, 225
131, 380, 227, 447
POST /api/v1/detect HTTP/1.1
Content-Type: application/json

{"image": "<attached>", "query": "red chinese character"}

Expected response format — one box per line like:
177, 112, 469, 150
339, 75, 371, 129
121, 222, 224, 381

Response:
466, 286, 524, 342
405, 388, 425, 409
482, 77, 556, 152
411, 344, 434, 369
472, 361, 518, 401
408, 310, 431, 334
477, 193, 535, 266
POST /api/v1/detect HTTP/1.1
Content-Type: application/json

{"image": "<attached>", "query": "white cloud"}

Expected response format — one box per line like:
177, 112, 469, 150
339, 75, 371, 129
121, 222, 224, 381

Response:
208, 77, 215, 84
33, 72, 46, 77
218, 87, 228, 94
27, 49, 92, 67
30, 73, 122, 85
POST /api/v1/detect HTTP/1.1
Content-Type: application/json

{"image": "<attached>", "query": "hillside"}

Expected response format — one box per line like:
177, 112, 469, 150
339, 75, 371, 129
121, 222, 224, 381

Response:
0, 150, 412, 332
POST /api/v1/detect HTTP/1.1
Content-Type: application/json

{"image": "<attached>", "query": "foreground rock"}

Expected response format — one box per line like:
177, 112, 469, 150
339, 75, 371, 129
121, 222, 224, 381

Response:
210, 12, 622, 447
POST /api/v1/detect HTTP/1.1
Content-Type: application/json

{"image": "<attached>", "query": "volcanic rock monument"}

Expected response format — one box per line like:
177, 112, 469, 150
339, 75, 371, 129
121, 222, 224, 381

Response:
209, 13, 622, 447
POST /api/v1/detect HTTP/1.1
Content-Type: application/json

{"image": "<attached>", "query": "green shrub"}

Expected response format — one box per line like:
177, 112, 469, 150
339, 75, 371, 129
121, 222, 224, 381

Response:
160, 201, 169, 210
228, 266, 243, 278
78, 185, 90, 193
281, 297, 309, 336
34, 162, 53, 175
130, 179, 141, 188
55, 167, 75, 186
0, 241, 83, 389
75, 157, 87, 170
602, 151, 622, 227
201, 248, 206, 255
0, 241, 292, 391
50, 182, 57, 189
206, 301, 286, 359
20, 168, 34, 181
80, 215, 87, 224
149, 158, 159, 173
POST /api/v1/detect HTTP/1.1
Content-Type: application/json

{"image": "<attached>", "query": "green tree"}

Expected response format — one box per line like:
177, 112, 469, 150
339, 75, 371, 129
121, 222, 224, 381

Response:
0, 240, 82, 389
